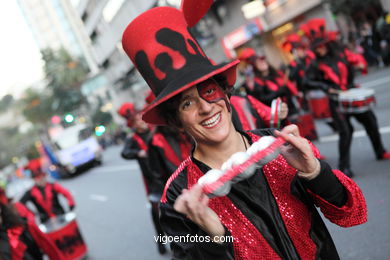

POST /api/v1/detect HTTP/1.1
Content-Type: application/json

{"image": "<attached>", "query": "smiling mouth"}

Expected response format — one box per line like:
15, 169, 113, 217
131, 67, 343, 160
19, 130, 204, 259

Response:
201, 112, 221, 128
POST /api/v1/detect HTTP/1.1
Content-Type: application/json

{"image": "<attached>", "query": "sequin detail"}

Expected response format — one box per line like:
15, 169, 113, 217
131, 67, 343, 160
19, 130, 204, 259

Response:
307, 169, 367, 227
187, 162, 281, 260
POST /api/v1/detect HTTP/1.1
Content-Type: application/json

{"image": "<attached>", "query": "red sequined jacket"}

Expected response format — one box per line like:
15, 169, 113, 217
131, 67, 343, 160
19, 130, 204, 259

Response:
159, 130, 367, 260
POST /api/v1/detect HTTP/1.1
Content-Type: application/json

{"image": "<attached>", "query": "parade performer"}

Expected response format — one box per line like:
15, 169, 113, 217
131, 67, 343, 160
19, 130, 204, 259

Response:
118, 103, 167, 254
122, 5, 367, 259
230, 94, 288, 131
240, 50, 299, 116
236, 48, 289, 129
20, 159, 75, 223
0, 188, 64, 260
282, 34, 315, 105
146, 92, 193, 194
303, 18, 390, 177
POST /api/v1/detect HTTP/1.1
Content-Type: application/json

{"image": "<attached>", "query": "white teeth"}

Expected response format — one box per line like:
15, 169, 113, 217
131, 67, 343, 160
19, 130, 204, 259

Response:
201, 113, 221, 127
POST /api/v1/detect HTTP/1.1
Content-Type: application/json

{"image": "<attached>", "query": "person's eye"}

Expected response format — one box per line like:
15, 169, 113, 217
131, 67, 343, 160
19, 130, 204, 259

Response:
205, 88, 215, 95
181, 100, 193, 110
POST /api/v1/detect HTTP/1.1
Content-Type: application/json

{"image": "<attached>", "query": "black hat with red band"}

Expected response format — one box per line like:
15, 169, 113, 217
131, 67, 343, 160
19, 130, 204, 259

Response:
122, 6, 239, 125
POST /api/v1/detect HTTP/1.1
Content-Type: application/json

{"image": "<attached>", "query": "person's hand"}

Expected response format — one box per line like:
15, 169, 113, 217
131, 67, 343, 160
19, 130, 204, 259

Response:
280, 102, 289, 120
246, 76, 255, 91
275, 124, 320, 180
138, 150, 147, 158
174, 184, 225, 241
357, 63, 366, 70
328, 88, 340, 94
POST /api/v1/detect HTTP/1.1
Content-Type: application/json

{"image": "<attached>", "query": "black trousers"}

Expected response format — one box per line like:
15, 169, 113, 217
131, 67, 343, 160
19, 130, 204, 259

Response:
346, 110, 386, 159
329, 99, 352, 170
329, 99, 386, 169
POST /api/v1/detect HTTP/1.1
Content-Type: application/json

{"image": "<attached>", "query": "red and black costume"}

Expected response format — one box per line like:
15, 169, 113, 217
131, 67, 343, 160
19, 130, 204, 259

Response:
160, 130, 367, 259
0, 190, 64, 260
303, 19, 390, 172
148, 127, 192, 194
0, 219, 64, 260
246, 69, 299, 115
121, 130, 156, 194
121, 5, 366, 260
20, 182, 75, 223
119, 104, 170, 254
230, 94, 271, 131
282, 34, 316, 96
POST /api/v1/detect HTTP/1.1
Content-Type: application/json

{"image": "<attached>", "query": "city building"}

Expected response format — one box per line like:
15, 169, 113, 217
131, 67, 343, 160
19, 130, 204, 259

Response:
17, 0, 98, 74
75, 0, 156, 123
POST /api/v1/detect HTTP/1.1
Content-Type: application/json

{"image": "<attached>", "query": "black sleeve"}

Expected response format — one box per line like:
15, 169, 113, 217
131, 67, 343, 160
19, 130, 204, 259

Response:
121, 137, 140, 160
300, 160, 348, 207
0, 231, 12, 260
147, 144, 170, 194
255, 82, 286, 105
159, 173, 234, 260
288, 64, 300, 81
20, 191, 31, 205
302, 63, 332, 92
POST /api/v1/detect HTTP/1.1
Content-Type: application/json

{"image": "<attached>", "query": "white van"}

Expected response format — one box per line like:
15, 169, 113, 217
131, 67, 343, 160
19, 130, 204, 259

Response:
52, 124, 103, 175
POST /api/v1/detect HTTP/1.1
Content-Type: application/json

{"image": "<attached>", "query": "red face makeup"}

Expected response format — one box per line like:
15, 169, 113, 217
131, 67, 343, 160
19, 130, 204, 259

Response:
196, 79, 231, 112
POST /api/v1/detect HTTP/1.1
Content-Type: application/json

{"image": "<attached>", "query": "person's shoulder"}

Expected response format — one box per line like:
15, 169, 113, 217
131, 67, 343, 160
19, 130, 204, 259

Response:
161, 159, 191, 204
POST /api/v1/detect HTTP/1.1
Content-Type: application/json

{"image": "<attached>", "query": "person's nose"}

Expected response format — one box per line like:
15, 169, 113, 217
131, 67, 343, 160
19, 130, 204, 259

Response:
198, 98, 213, 115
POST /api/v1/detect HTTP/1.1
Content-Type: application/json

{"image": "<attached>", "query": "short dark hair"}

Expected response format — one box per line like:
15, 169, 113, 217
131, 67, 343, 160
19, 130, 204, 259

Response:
158, 75, 230, 128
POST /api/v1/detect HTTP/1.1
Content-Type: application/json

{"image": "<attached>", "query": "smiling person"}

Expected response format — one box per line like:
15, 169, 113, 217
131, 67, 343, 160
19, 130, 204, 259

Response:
122, 6, 367, 260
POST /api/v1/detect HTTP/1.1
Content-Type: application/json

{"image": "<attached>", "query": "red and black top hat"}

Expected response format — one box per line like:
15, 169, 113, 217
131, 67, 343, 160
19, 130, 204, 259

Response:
25, 158, 45, 178
237, 47, 256, 62
118, 102, 137, 128
118, 102, 135, 118
145, 91, 156, 105
300, 18, 330, 49
122, 6, 239, 125
282, 33, 306, 52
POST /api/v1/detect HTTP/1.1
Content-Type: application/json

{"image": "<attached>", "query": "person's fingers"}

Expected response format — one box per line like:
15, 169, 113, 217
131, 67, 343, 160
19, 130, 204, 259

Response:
197, 194, 209, 218
275, 127, 310, 156
184, 184, 206, 220
173, 189, 190, 213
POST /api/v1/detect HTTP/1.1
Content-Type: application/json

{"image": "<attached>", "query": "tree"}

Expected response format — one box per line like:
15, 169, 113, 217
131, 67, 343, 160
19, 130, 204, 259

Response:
91, 109, 113, 126
0, 126, 40, 168
20, 88, 53, 126
0, 94, 14, 113
41, 48, 89, 114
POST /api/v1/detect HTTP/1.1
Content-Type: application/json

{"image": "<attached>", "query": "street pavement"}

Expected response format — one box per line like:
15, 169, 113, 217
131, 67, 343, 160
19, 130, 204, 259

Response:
57, 68, 390, 260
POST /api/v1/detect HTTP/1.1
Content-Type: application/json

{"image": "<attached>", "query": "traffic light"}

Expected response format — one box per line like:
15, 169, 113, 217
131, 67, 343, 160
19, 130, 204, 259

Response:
51, 115, 61, 124
64, 114, 75, 123
95, 125, 106, 136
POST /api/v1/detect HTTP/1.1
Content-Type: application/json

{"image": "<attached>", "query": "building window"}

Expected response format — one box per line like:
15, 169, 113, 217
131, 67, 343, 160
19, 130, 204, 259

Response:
103, 0, 125, 23
81, 11, 88, 22
90, 30, 98, 43
102, 59, 110, 69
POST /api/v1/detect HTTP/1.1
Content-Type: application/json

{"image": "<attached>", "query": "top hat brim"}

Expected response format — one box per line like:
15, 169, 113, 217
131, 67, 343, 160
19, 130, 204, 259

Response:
310, 37, 331, 49
142, 59, 239, 125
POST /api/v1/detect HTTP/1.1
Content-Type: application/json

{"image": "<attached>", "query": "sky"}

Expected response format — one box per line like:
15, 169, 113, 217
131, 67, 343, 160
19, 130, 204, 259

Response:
0, 1, 44, 98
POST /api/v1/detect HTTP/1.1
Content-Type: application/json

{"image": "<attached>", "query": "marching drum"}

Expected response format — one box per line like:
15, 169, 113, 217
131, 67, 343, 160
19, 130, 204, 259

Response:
40, 212, 88, 260
308, 90, 332, 119
289, 113, 318, 141
338, 88, 376, 114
